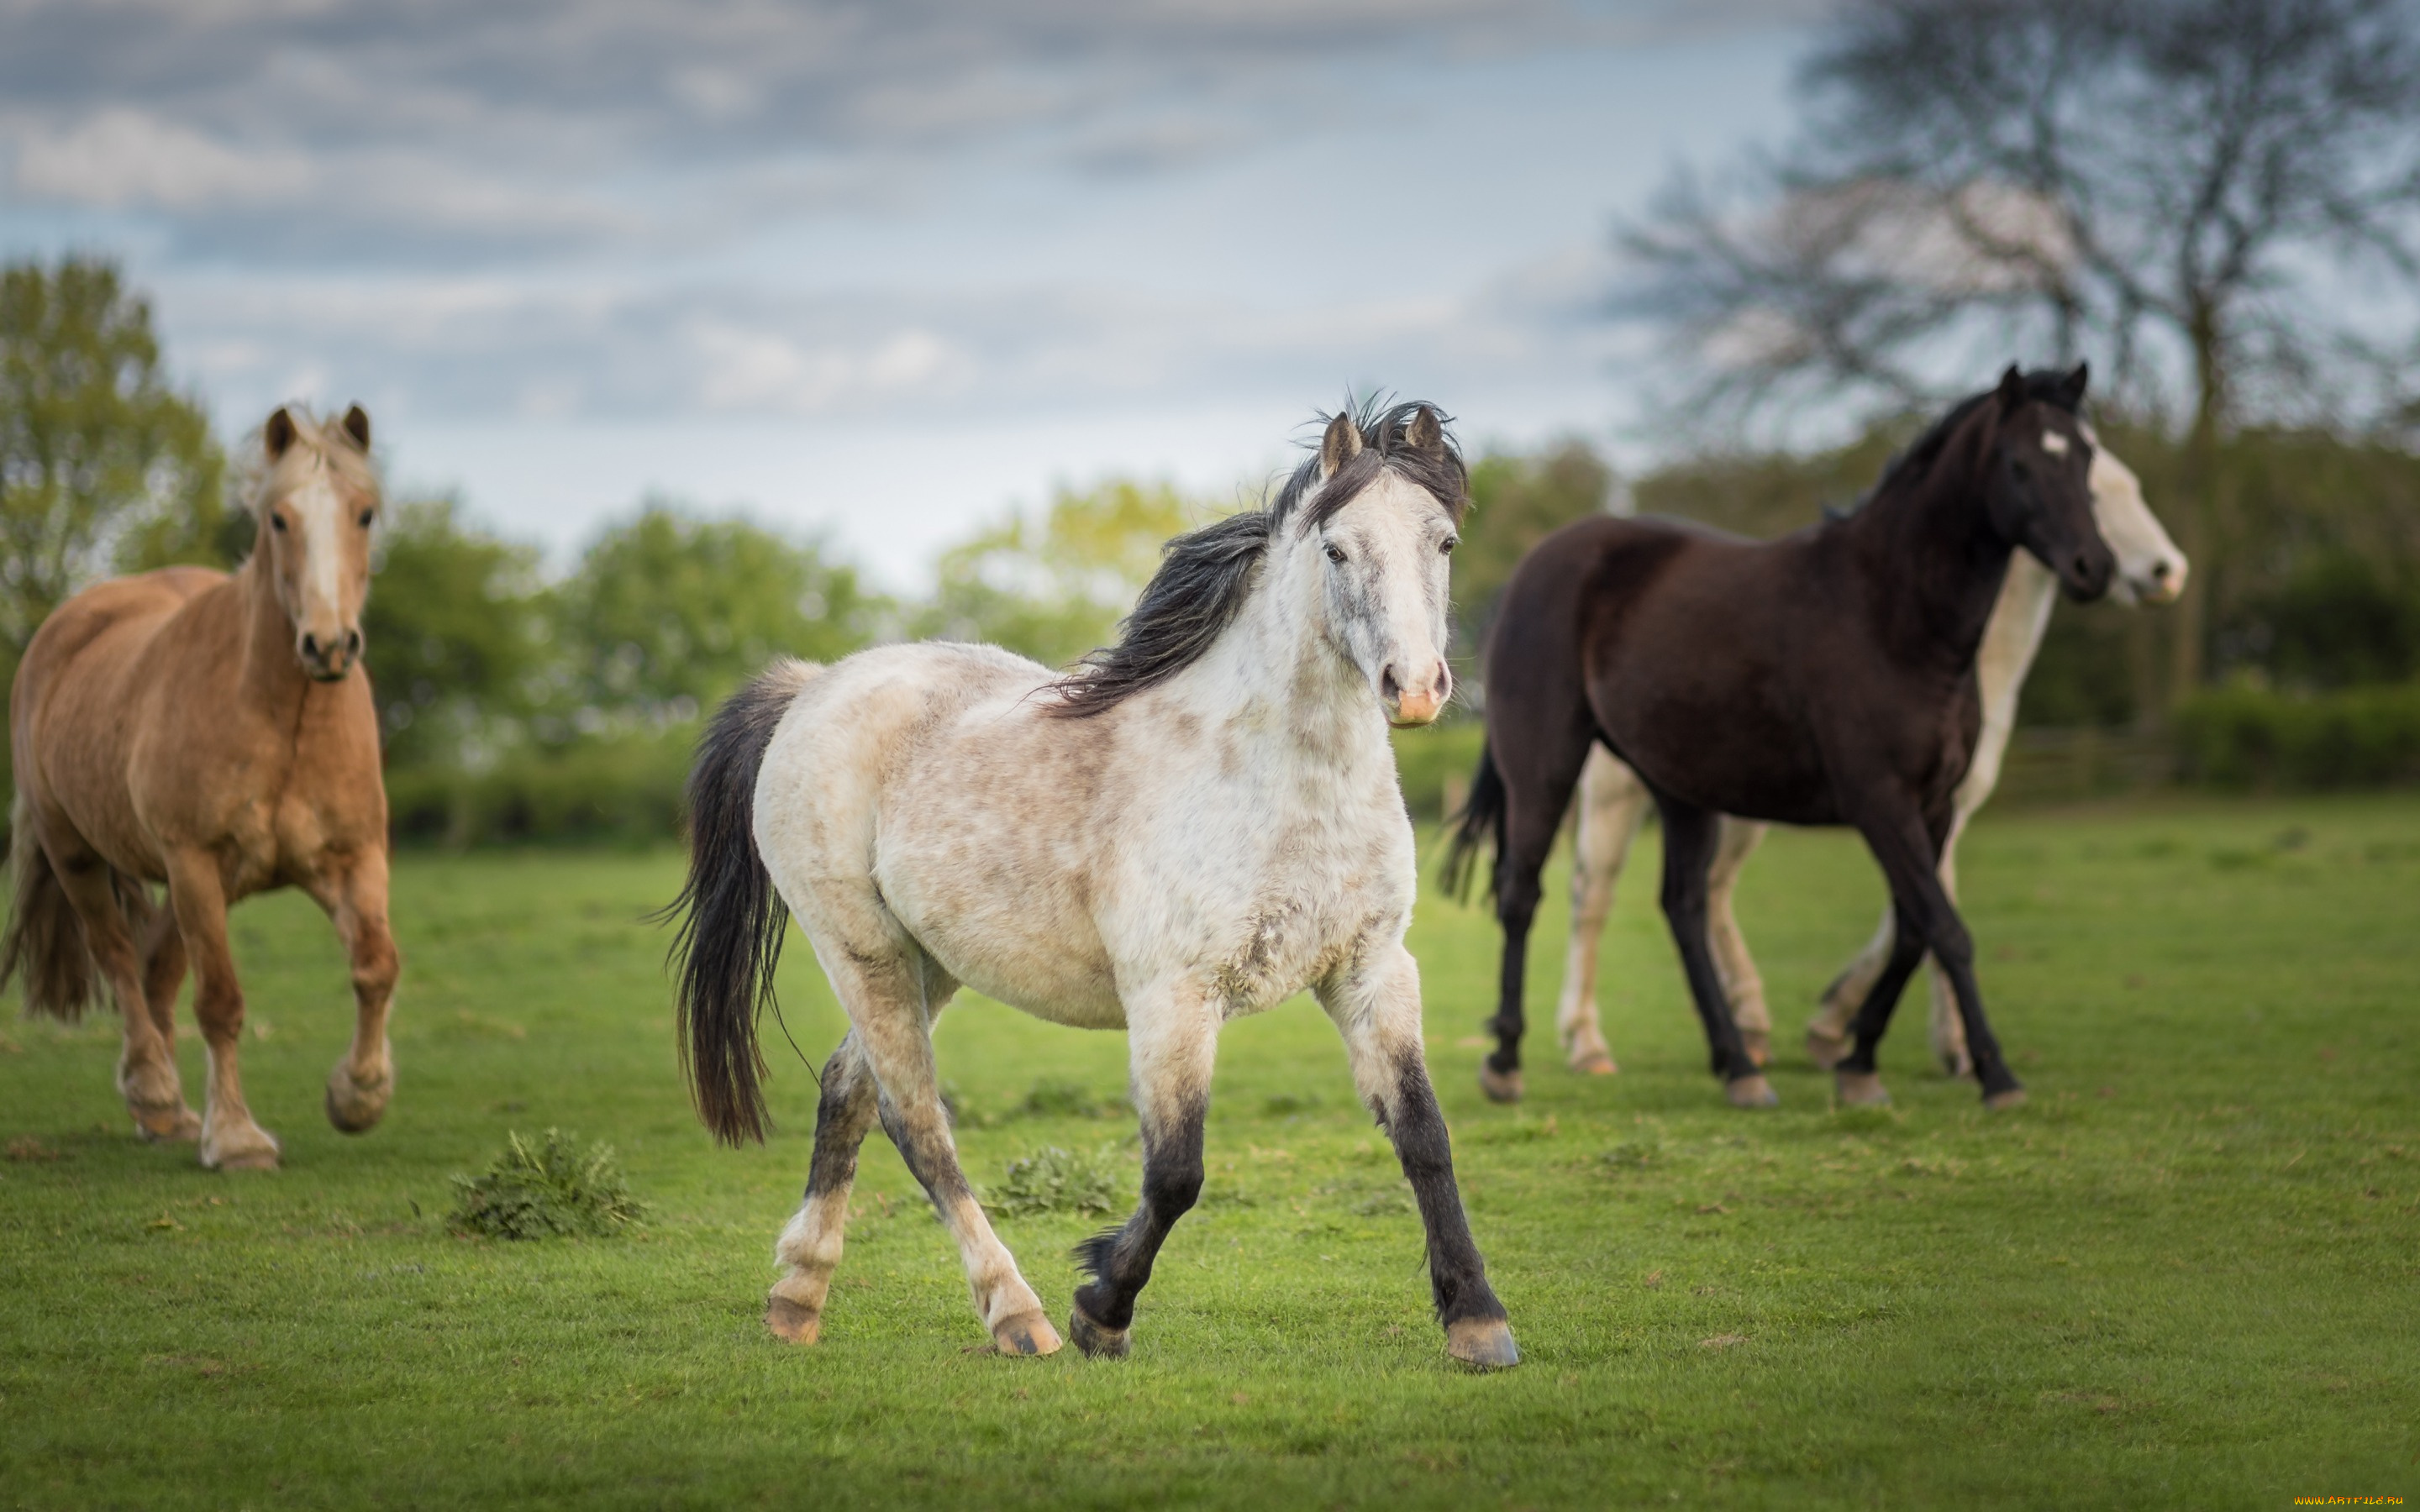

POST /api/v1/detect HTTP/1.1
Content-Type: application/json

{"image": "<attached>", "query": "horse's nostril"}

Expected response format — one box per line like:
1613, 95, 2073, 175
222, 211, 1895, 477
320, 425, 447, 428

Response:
2151, 561, 2171, 581
1381, 668, 1402, 701
345, 629, 363, 656
301, 633, 319, 659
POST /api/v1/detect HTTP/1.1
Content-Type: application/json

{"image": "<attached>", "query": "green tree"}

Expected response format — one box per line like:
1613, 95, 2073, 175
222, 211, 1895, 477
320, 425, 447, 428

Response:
556, 502, 881, 722
362, 495, 548, 771
1453, 443, 1614, 663
0, 256, 228, 656
913, 479, 1202, 669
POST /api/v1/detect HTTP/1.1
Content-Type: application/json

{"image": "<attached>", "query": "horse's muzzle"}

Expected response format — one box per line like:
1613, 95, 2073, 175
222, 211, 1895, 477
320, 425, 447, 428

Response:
298, 628, 363, 681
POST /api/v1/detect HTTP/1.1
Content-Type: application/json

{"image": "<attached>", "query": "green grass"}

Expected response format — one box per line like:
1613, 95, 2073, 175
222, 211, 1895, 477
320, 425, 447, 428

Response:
3, 795, 2416, 1509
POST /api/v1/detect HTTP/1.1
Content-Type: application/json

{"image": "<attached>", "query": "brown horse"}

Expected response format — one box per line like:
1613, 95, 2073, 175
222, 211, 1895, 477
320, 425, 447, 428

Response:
2, 406, 399, 1170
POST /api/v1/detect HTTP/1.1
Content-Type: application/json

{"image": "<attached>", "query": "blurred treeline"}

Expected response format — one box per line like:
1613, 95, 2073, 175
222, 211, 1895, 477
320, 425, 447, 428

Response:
6, 256, 2417, 848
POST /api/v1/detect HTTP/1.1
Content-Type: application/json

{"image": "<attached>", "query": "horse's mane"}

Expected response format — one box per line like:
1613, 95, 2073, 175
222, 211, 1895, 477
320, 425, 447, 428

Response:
229, 407, 379, 518
1860, 367, 2086, 507
1048, 398, 1470, 717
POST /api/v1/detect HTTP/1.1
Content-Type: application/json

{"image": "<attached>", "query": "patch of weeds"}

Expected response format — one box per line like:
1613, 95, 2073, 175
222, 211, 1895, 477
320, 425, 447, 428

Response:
448, 1129, 645, 1240
984, 1143, 1126, 1219
1472, 1114, 1560, 1146
1604, 1138, 1662, 1170
2208, 846, 2270, 872
1826, 1106, 1903, 1135
1014, 1078, 1125, 1121
5, 1136, 62, 1163
1262, 1092, 1323, 1118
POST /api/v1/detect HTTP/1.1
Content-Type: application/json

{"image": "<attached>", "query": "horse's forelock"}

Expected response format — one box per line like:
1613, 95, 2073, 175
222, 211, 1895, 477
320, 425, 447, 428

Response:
238, 408, 380, 516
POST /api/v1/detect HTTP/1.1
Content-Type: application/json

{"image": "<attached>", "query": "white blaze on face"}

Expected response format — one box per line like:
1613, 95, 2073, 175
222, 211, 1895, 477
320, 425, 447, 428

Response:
2040, 430, 2070, 456
287, 460, 349, 639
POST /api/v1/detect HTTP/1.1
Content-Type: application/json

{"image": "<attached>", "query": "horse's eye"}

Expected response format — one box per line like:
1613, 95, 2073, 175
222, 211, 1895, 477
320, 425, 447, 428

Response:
357, 508, 375, 528
1325, 543, 1347, 564
1439, 536, 1458, 555
270, 513, 287, 533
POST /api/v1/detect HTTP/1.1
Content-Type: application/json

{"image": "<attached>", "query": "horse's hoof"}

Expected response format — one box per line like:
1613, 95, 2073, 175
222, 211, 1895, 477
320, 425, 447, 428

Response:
765, 1296, 823, 1345
1724, 1074, 1779, 1109
199, 1122, 281, 1172
1444, 1317, 1519, 1370
992, 1310, 1063, 1357
1569, 1049, 1618, 1076
1740, 1031, 1770, 1069
324, 1063, 392, 1134
1983, 1087, 2028, 1112
1477, 1065, 1525, 1104
1834, 1070, 1891, 1108
134, 1104, 203, 1143
1065, 1303, 1125, 1359
1804, 1025, 1851, 1070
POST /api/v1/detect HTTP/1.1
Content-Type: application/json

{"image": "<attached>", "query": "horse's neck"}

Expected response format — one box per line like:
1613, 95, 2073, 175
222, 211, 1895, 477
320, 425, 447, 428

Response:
1851, 430, 2013, 674
1160, 554, 1391, 797
1975, 554, 2060, 730
234, 554, 310, 711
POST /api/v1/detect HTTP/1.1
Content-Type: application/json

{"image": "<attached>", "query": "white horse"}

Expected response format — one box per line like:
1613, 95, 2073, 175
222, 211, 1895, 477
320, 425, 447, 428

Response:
666, 403, 1518, 1368
1553, 429, 2185, 1086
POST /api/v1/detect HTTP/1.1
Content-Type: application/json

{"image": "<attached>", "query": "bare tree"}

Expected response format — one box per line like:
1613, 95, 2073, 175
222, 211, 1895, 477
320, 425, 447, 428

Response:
1621, 0, 2420, 699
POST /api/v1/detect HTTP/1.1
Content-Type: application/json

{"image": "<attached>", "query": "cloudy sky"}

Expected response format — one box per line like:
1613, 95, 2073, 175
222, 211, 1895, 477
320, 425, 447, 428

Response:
1, 0, 1820, 586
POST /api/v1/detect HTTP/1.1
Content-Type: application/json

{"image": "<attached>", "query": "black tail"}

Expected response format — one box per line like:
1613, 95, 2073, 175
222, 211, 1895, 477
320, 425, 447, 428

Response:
1439, 738, 1506, 903
663, 658, 821, 1147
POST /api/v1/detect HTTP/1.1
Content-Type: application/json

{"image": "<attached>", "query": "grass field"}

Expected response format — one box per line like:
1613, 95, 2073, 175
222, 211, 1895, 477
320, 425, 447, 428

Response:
3, 794, 2415, 1509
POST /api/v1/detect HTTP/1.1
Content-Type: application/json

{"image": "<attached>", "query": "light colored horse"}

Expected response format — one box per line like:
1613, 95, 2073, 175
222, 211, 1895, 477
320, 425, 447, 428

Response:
1553, 429, 2184, 1084
2, 407, 398, 1170
667, 404, 1518, 1368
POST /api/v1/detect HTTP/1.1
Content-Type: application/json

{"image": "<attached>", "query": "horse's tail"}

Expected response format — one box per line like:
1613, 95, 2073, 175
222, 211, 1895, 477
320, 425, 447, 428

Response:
664, 657, 822, 1147
1439, 738, 1506, 904
0, 795, 99, 1021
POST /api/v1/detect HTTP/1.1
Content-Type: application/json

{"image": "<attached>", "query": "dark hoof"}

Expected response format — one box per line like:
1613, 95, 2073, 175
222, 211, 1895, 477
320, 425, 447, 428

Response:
1834, 1070, 1891, 1108
1477, 1064, 1525, 1104
1066, 1304, 1127, 1359
1444, 1317, 1519, 1370
765, 1295, 822, 1345
1983, 1087, 2028, 1112
1724, 1074, 1779, 1109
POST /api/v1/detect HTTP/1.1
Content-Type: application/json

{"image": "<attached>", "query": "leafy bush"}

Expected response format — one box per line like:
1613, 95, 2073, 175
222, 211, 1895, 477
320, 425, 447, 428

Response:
448, 1129, 646, 1240
2175, 681, 2420, 790
984, 1144, 1126, 1220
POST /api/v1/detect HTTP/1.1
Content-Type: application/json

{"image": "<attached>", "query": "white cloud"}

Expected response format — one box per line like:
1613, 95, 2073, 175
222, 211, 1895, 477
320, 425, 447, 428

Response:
13, 108, 312, 208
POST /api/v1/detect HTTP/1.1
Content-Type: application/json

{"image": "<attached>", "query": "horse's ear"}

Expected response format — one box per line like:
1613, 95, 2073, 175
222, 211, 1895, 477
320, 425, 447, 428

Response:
264, 407, 297, 460
340, 404, 371, 451
1403, 405, 1443, 454
1996, 365, 2027, 411
2057, 361, 2089, 408
1320, 412, 1364, 475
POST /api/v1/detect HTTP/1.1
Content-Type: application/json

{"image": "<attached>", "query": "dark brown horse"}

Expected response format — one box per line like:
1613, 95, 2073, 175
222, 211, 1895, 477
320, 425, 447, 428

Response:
1447, 365, 2112, 1111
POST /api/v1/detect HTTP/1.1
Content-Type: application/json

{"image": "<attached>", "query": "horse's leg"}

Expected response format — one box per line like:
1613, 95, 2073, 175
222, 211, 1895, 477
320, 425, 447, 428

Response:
1322, 944, 1516, 1368
1845, 811, 2024, 1109
1652, 797, 1775, 1107
1832, 896, 1927, 1107
51, 851, 193, 1141
133, 896, 201, 1142
1705, 817, 1772, 1068
299, 848, 400, 1133
842, 948, 1056, 1355
767, 1032, 881, 1344
1925, 825, 1975, 1079
162, 850, 279, 1169
1555, 747, 1646, 1076
1069, 985, 1217, 1358
1483, 735, 1593, 1105
1807, 906, 1895, 1069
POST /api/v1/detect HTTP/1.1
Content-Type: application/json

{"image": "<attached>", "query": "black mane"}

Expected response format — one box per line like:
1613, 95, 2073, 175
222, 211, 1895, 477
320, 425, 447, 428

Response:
1048, 399, 1470, 717
1865, 366, 2085, 503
